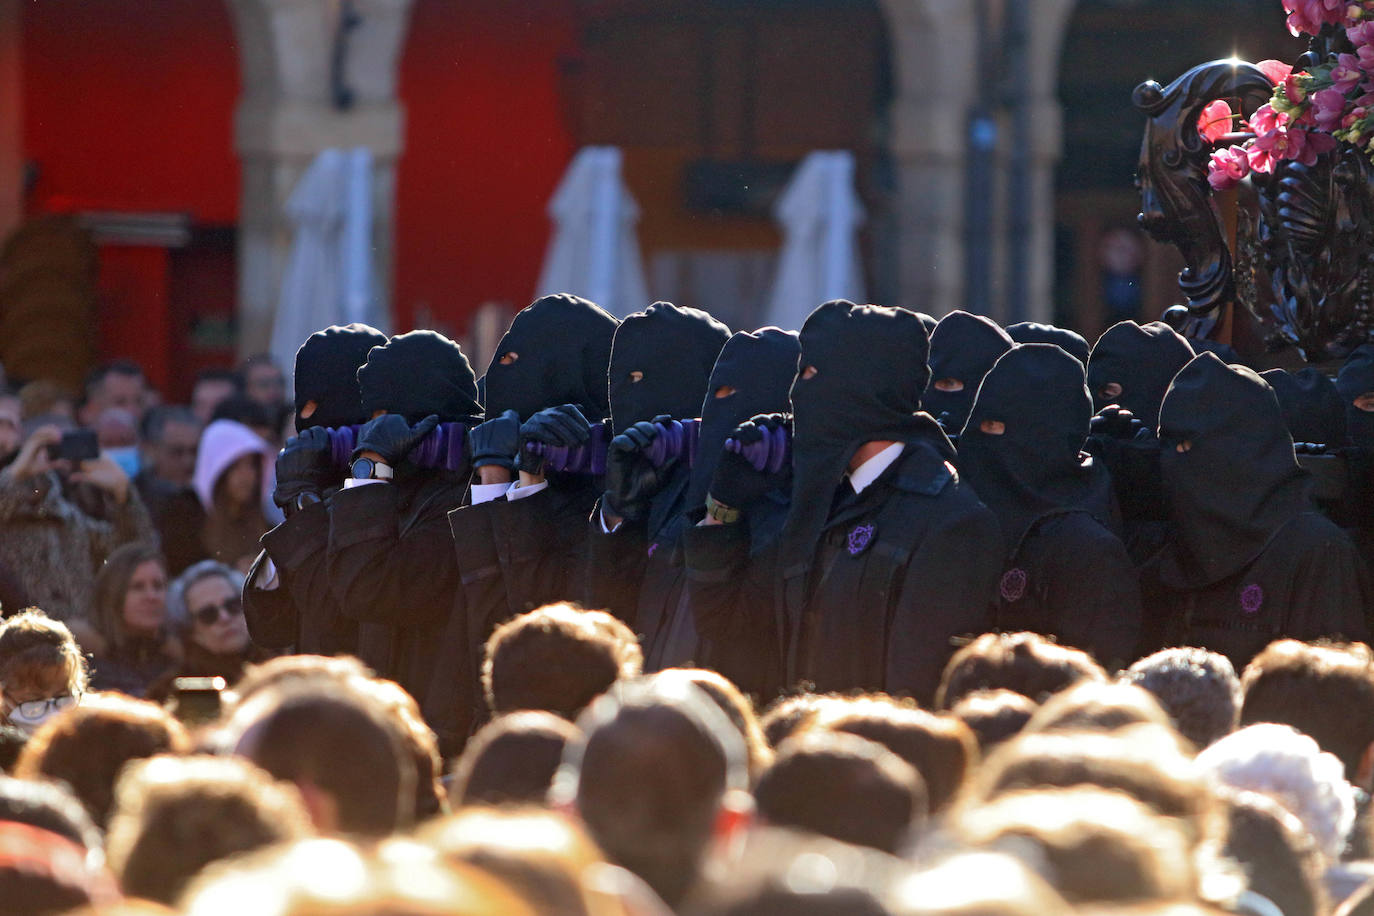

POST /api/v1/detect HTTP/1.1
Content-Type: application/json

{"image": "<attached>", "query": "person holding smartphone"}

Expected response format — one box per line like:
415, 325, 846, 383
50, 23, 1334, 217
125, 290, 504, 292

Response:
0, 422, 153, 652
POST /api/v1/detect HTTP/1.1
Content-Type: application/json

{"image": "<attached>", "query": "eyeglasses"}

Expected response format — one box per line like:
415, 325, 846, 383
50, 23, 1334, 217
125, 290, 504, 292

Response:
191, 596, 243, 627
12, 694, 78, 720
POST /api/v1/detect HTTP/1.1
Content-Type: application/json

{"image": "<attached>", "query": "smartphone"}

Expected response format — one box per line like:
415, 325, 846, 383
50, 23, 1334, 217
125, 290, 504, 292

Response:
171, 676, 225, 725
45, 429, 99, 462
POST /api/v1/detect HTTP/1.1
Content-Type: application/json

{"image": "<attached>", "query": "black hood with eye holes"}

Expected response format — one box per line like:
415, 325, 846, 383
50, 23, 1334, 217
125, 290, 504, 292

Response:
959, 344, 1112, 552
922, 311, 1013, 431
781, 300, 943, 571
1260, 367, 1347, 447
1158, 353, 1312, 589
607, 302, 731, 435
686, 327, 801, 512
1337, 344, 1374, 447
482, 294, 620, 422
1085, 321, 1194, 429
293, 323, 389, 431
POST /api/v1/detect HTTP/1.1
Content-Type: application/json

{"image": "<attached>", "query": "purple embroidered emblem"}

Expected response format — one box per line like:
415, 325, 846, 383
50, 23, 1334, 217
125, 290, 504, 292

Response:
847, 524, 875, 556
647, 542, 659, 558
1240, 584, 1264, 615
1000, 568, 1028, 603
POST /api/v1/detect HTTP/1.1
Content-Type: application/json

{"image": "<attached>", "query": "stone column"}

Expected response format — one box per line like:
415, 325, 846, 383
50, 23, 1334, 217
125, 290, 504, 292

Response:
0, 0, 22, 243
880, 0, 1076, 323
881, 0, 979, 319
227, 0, 412, 357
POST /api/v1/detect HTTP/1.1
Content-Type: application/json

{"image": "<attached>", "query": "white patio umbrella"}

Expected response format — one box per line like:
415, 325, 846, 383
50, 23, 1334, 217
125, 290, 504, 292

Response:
764, 151, 867, 331
269, 146, 383, 388
535, 146, 649, 318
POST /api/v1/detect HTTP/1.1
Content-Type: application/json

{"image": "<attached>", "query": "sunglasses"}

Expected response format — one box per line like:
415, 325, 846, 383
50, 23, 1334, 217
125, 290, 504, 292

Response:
191, 596, 243, 627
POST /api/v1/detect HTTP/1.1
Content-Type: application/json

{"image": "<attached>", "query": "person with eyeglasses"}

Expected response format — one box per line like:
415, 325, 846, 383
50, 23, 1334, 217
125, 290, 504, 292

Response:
147, 560, 271, 702
0, 608, 87, 735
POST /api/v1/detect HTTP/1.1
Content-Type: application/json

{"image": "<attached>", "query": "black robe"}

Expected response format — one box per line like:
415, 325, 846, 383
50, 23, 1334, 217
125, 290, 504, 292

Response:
958, 343, 1141, 667
1145, 353, 1373, 670
688, 302, 1001, 704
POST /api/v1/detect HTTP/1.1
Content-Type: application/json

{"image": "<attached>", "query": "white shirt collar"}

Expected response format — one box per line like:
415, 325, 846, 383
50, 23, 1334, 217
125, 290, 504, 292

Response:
848, 442, 905, 495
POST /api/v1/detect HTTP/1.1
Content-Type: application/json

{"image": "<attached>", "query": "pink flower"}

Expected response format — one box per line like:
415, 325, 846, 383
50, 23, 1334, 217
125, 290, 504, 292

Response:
1198, 100, 1235, 143
1249, 127, 1304, 172
1209, 146, 1252, 190
1312, 87, 1350, 128
1333, 53, 1365, 92
1285, 0, 1347, 34
1342, 105, 1369, 128
1258, 60, 1295, 84
1249, 104, 1290, 134
1284, 73, 1310, 105
1349, 19, 1374, 43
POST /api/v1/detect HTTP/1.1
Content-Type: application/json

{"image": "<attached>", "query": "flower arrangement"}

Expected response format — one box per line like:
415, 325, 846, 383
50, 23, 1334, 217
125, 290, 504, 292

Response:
1205, 0, 1374, 191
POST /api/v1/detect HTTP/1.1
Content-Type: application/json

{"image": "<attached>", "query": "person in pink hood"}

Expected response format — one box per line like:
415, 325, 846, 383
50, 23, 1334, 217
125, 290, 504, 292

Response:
193, 419, 272, 574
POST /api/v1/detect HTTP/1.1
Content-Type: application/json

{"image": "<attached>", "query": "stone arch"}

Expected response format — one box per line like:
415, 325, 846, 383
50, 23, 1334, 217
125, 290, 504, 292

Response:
226, 0, 414, 356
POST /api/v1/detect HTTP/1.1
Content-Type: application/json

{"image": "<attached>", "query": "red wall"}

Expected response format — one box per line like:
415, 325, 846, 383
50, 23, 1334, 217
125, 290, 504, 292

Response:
21, 0, 240, 393
22, 0, 240, 221
395, 0, 578, 334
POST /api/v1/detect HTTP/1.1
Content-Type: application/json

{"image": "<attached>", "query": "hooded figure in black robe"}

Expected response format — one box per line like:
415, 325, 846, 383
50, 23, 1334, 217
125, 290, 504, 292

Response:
922, 310, 1014, 434
583, 302, 731, 625
1338, 344, 1374, 448
1085, 320, 1194, 428
1083, 321, 1194, 565
958, 344, 1141, 666
448, 295, 618, 674
243, 323, 387, 657
1143, 353, 1371, 669
689, 301, 1000, 703
326, 330, 482, 749
630, 327, 800, 681
1006, 322, 1091, 365
1261, 368, 1347, 447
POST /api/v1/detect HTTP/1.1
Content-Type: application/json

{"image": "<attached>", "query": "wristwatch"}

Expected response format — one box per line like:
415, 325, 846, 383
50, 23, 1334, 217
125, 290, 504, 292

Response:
350, 457, 394, 481
704, 494, 741, 524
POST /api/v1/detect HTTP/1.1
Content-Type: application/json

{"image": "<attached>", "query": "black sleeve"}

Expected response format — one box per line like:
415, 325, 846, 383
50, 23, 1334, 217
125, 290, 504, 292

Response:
886, 505, 1001, 704
580, 498, 650, 625
251, 499, 356, 654
242, 549, 298, 649
488, 485, 596, 614
1040, 515, 1144, 670
682, 517, 783, 698
327, 484, 459, 628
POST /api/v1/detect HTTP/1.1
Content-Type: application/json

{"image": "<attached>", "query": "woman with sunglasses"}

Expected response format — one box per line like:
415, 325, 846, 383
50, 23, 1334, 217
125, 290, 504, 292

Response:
91, 541, 180, 698
148, 559, 271, 700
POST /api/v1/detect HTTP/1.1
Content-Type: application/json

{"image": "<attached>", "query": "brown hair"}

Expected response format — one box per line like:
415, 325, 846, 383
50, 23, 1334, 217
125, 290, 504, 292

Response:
449, 711, 578, 808
1240, 639, 1374, 780
354, 678, 447, 822
105, 755, 312, 905
953, 788, 1196, 905
950, 689, 1038, 755
231, 685, 415, 837
483, 603, 642, 720
14, 693, 190, 828
0, 609, 87, 697
936, 632, 1106, 710
658, 669, 772, 783
1022, 681, 1173, 737
754, 730, 924, 855
93, 542, 166, 653
821, 696, 973, 814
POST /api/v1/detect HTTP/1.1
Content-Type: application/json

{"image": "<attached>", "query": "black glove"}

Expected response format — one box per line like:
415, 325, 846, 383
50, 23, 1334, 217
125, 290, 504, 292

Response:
353, 413, 440, 466
273, 426, 334, 509
516, 403, 592, 474
1090, 405, 1148, 441
709, 413, 791, 510
603, 415, 675, 522
468, 410, 521, 471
